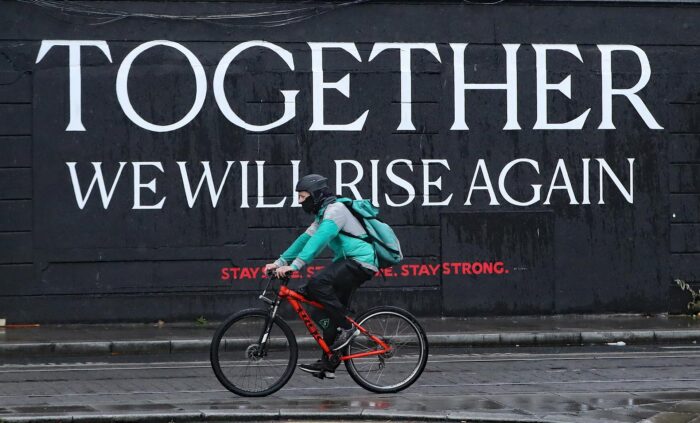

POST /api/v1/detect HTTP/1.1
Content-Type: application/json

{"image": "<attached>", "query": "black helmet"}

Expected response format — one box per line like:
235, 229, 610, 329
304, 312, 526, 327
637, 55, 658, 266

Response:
296, 174, 330, 202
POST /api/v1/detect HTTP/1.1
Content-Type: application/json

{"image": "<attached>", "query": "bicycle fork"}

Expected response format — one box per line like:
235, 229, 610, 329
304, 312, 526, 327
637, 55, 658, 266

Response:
256, 296, 281, 356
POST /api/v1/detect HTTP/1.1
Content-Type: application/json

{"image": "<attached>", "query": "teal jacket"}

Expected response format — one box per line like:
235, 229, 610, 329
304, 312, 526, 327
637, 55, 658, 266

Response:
275, 199, 378, 272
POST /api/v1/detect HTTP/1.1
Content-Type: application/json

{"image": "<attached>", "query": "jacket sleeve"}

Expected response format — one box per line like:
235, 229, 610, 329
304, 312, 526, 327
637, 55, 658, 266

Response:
290, 219, 341, 270
275, 221, 318, 266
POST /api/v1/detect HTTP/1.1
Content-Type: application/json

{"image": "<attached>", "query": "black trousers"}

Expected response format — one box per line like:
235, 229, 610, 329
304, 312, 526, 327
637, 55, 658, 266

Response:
304, 259, 374, 343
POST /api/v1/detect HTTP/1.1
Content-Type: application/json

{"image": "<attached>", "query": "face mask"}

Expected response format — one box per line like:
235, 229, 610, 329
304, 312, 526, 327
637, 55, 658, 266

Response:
301, 196, 316, 214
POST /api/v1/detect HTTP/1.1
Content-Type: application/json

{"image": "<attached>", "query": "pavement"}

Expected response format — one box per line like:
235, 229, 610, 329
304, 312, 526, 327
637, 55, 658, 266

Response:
1, 313, 699, 357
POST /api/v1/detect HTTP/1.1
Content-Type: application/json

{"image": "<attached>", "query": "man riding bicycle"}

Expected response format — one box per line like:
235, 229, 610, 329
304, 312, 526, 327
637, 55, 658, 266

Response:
265, 174, 377, 379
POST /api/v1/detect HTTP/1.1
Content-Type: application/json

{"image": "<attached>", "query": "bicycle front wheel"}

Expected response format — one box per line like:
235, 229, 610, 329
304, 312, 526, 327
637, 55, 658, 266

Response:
344, 306, 428, 393
210, 309, 297, 397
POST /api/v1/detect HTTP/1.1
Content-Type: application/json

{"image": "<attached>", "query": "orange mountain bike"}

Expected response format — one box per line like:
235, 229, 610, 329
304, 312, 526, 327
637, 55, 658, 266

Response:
210, 272, 428, 397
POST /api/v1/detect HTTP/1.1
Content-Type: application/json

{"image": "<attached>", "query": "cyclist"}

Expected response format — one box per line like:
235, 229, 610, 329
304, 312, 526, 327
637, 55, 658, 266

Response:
265, 174, 377, 379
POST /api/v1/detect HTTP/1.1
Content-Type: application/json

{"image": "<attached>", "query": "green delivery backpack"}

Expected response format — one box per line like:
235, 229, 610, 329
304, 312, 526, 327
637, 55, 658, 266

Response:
336, 197, 403, 269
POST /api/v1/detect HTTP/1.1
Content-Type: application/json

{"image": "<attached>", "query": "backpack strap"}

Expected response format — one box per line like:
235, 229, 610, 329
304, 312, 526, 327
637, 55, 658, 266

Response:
339, 229, 370, 243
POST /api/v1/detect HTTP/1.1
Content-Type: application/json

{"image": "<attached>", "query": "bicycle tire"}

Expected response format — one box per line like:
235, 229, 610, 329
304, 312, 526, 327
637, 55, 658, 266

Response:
210, 308, 297, 397
344, 306, 428, 393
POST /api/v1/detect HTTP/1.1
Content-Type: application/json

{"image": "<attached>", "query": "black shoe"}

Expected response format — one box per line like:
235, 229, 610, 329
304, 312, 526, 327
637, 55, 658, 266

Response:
298, 357, 338, 379
331, 327, 360, 351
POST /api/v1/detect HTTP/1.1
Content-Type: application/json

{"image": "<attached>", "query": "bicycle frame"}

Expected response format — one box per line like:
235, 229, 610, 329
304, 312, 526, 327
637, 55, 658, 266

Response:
270, 282, 391, 361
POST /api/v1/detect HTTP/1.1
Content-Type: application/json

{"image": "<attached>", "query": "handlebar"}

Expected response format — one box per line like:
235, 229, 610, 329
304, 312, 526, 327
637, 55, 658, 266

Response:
265, 269, 292, 280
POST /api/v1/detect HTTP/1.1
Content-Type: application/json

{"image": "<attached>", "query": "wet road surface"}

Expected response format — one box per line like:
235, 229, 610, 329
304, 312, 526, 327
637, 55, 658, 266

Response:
1, 344, 700, 422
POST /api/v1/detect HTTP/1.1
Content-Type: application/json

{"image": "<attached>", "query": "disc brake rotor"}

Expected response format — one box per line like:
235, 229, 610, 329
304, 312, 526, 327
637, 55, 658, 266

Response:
245, 344, 263, 361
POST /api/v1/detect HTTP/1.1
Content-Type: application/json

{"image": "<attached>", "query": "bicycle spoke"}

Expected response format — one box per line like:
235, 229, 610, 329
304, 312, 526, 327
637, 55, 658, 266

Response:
351, 337, 372, 352
394, 319, 402, 339
391, 337, 418, 350
375, 362, 385, 384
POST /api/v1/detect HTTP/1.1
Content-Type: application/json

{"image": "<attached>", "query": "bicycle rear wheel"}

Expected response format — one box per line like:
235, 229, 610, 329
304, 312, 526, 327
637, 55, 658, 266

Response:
344, 306, 428, 393
210, 309, 297, 397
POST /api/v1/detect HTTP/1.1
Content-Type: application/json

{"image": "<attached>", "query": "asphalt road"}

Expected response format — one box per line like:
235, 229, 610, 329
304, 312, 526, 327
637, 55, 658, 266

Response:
1, 344, 700, 422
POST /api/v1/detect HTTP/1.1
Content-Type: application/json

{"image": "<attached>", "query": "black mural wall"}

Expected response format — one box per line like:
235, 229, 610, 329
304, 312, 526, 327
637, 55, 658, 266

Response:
0, 0, 698, 323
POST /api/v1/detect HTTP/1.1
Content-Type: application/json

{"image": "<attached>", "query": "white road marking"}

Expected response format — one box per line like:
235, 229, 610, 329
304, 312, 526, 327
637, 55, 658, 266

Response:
660, 345, 700, 349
